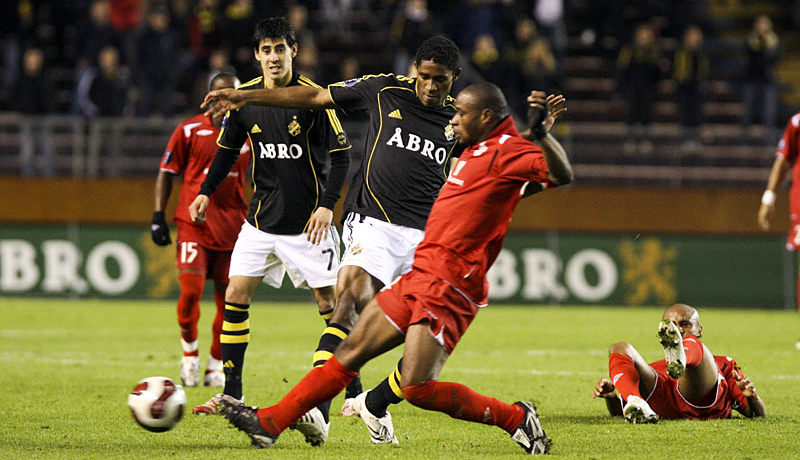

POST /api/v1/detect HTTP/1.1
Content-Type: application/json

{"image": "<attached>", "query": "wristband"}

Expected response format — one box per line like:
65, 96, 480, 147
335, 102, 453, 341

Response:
532, 123, 547, 140
761, 190, 776, 206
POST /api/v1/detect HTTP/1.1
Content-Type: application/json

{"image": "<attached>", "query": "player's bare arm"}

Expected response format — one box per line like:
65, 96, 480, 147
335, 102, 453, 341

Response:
203, 86, 335, 118
525, 91, 573, 185
758, 155, 789, 230
593, 377, 624, 416
188, 194, 209, 224
151, 170, 174, 245
520, 92, 567, 141
734, 373, 766, 417
306, 207, 333, 245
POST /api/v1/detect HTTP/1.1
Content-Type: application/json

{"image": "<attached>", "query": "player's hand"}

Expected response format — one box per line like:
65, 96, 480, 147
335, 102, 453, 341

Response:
735, 373, 758, 398
189, 194, 209, 224
202, 88, 245, 118
592, 378, 617, 398
306, 207, 333, 246
758, 203, 774, 231
526, 90, 549, 140
545, 93, 567, 132
151, 211, 172, 246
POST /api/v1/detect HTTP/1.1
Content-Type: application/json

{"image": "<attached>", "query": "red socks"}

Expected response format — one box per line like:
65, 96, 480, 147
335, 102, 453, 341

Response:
682, 335, 703, 367
608, 352, 641, 400
402, 380, 524, 434
177, 272, 205, 350
257, 356, 357, 434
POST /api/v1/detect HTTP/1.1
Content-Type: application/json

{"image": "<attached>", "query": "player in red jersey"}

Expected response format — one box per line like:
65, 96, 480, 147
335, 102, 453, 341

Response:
758, 111, 800, 348
151, 72, 250, 388
214, 84, 573, 455
592, 303, 765, 422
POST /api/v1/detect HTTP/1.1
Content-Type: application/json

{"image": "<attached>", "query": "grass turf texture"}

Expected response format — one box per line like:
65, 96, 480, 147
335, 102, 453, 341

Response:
1, 298, 799, 459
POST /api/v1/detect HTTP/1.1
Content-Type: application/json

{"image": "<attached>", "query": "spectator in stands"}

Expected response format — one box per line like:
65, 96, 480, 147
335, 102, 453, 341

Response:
136, 5, 179, 115
295, 40, 322, 82
617, 23, 662, 154
519, 39, 558, 101
13, 47, 55, 176
389, 0, 438, 75
224, 0, 258, 78
193, 49, 236, 110
69, 0, 120, 71
672, 25, 708, 153
339, 56, 361, 82
742, 15, 780, 143
470, 34, 501, 83
447, 0, 494, 54
533, 0, 566, 61
75, 45, 132, 117
187, 0, 227, 61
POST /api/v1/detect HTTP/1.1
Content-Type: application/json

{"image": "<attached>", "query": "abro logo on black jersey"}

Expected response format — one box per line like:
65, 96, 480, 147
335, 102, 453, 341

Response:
257, 142, 303, 159
385, 127, 448, 165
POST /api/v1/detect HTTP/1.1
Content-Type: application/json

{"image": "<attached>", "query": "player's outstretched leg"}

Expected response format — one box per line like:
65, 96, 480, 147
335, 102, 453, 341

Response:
657, 319, 686, 378
510, 401, 552, 455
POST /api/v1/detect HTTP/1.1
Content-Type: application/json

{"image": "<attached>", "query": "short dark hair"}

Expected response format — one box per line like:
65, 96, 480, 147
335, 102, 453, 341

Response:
252, 17, 297, 50
414, 35, 460, 71
209, 71, 239, 91
463, 82, 510, 118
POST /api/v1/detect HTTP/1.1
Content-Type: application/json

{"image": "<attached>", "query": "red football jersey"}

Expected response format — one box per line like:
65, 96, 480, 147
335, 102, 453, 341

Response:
411, 117, 552, 306
648, 355, 749, 419
160, 113, 249, 251
777, 112, 800, 218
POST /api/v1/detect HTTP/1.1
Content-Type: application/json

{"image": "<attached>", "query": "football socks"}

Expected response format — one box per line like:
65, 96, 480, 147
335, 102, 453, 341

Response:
177, 272, 205, 349
312, 322, 350, 422
365, 358, 405, 417
221, 301, 250, 400
257, 356, 357, 435
608, 352, 642, 401
210, 287, 225, 360
402, 380, 524, 434
682, 335, 703, 367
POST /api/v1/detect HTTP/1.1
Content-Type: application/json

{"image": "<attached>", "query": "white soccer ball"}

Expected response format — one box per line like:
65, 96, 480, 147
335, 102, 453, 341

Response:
127, 376, 187, 432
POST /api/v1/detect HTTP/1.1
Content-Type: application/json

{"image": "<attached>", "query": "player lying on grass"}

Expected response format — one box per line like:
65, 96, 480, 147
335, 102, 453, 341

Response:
214, 84, 573, 454
593, 303, 766, 423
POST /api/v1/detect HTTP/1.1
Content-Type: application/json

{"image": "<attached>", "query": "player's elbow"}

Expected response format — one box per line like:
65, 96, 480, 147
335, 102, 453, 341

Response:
549, 167, 574, 186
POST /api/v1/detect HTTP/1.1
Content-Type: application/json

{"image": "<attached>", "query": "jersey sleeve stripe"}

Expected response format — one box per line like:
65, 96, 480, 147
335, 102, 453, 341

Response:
237, 76, 263, 89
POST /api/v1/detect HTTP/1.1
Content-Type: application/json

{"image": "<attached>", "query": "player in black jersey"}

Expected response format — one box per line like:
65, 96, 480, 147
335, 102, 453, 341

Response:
203, 35, 463, 444
187, 18, 350, 446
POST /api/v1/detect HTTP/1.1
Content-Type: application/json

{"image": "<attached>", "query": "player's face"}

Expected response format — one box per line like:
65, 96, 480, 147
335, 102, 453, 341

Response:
254, 37, 297, 85
414, 59, 460, 107
451, 91, 487, 145
663, 306, 702, 338
209, 77, 237, 127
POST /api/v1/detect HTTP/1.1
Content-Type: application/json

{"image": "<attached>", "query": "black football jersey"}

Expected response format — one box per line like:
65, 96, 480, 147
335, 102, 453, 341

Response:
218, 74, 351, 235
329, 74, 462, 230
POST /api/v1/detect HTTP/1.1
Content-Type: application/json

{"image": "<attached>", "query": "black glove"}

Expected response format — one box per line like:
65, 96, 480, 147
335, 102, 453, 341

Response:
527, 98, 549, 140
151, 211, 172, 246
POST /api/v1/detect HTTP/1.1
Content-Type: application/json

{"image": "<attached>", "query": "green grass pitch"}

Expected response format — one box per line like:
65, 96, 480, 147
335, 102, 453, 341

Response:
1, 297, 799, 459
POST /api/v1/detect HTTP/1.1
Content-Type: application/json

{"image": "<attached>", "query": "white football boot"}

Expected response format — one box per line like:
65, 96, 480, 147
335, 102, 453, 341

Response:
180, 356, 200, 387
623, 395, 658, 424
657, 319, 686, 378
204, 356, 225, 387
340, 398, 357, 417
351, 391, 398, 444
290, 407, 330, 446
192, 393, 244, 415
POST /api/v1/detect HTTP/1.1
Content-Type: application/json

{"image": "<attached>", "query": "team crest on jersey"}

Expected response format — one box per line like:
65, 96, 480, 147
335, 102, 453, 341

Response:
444, 122, 455, 141
343, 78, 359, 87
337, 132, 347, 145
288, 116, 301, 137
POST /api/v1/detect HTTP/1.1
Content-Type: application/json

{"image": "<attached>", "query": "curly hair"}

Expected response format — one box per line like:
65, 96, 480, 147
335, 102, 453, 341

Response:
414, 35, 460, 71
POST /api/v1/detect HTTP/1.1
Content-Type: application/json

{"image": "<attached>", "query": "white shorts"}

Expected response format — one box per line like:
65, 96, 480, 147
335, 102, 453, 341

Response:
229, 221, 339, 289
340, 212, 424, 287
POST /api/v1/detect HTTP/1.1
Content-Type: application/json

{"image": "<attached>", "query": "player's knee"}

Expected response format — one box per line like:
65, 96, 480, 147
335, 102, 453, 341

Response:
224, 283, 251, 304
401, 380, 436, 408
609, 341, 632, 355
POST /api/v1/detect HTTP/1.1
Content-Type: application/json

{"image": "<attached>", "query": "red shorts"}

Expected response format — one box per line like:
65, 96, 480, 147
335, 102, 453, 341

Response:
176, 226, 232, 285
644, 368, 733, 420
374, 269, 479, 354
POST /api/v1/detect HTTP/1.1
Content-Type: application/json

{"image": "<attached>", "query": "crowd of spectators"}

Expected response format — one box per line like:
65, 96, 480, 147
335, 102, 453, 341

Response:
0, 0, 789, 138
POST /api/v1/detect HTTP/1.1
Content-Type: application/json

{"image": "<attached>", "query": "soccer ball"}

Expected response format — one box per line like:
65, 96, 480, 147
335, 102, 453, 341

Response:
127, 376, 187, 432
